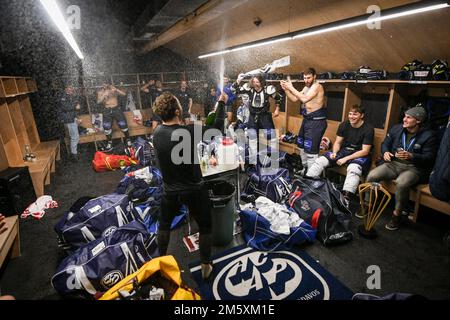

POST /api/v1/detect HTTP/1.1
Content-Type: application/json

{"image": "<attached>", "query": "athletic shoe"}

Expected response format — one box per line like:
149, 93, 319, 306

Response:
102, 141, 113, 153
70, 154, 79, 162
385, 214, 401, 231
293, 167, 306, 178
281, 131, 293, 142
287, 134, 298, 144
201, 263, 213, 281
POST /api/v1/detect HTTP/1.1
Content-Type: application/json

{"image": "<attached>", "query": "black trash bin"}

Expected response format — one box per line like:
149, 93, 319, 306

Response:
206, 180, 236, 246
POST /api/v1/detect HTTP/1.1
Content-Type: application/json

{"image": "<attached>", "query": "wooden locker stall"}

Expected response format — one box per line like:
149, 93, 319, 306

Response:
0, 76, 60, 197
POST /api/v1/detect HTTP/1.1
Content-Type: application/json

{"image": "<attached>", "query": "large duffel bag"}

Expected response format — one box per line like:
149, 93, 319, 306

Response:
92, 151, 138, 172
99, 255, 200, 300
239, 208, 316, 251
241, 167, 291, 203
51, 220, 158, 297
54, 193, 139, 249
287, 177, 353, 246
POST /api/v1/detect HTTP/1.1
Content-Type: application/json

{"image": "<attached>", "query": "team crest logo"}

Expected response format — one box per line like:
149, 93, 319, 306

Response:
300, 200, 310, 211
102, 226, 117, 237
212, 250, 330, 300
101, 270, 124, 288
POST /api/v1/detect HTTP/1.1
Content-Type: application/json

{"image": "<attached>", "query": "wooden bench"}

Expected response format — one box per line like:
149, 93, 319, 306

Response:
0, 216, 20, 269
24, 140, 60, 197
279, 127, 450, 222
379, 181, 450, 222
64, 110, 153, 152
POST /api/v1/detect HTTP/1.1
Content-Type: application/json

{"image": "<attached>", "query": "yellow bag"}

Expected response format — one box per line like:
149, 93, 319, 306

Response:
99, 255, 200, 300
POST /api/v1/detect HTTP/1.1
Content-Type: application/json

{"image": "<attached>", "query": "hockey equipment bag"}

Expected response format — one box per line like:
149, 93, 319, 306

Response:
431, 59, 449, 81
239, 208, 316, 251
52, 220, 158, 296
241, 167, 291, 203
92, 151, 138, 172
99, 255, 200, 300
287, 177, 353, 246
54, 193, 139, 249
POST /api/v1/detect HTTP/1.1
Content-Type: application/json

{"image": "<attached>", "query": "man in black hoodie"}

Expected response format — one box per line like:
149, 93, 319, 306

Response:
366, 107, 437, 230
152, 91, 226, 280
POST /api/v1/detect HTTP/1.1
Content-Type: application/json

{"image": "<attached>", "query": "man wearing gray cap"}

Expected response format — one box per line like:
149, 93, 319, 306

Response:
366, 106, 438, 231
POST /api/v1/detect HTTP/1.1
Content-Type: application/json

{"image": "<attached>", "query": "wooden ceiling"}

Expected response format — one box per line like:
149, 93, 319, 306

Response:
146, 0, 450, 76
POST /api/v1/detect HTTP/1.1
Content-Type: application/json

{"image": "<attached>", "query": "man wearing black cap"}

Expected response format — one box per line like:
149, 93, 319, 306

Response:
366, 106, 438, 230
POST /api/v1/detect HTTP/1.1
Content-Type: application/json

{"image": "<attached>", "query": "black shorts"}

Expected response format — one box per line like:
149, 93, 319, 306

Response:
103, 107, 128, 130
160, 186, 212, 234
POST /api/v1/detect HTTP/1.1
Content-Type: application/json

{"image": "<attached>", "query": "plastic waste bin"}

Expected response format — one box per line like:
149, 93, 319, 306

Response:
206, 180, 236, 246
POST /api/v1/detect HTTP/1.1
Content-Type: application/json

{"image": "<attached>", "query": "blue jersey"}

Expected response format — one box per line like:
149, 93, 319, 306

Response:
216, 84, 236, 106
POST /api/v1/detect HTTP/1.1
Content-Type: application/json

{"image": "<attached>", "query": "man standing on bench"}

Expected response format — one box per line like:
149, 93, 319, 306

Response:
306, 105, 374, 202
97, 82, 130, 152
366, 106, 437, 231
281, 68, 326, 173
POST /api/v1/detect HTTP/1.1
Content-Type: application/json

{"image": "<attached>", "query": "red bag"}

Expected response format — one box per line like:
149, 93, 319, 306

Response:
92, 151, 138, 172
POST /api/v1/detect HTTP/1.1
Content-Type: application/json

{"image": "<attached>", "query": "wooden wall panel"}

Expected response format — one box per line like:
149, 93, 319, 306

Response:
19, 96, 41, 148
0, 100, 23, 167
162, 0, 450, 77
0, 135, 9, 172
6, 98, 31, 155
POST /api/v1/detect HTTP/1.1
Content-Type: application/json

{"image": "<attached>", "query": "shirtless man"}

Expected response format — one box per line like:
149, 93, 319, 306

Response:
281, 67, 326, 171
97, 82, 130, 152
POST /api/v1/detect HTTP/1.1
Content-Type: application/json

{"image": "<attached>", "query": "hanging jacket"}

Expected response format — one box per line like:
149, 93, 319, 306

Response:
429, 122, 450, 202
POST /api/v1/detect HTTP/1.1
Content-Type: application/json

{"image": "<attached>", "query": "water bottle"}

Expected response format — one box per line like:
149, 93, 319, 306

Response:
24, 144, 32, 162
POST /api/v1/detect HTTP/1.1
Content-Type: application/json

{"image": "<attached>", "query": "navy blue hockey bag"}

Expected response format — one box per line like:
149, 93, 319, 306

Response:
257, 150, 287, 169
239, 209, 316, 251
132, 136, 155, 167
287, 177, 353, 246
241, 167, 291, 203
54, 193, 139, 249
51, 220, 158, 296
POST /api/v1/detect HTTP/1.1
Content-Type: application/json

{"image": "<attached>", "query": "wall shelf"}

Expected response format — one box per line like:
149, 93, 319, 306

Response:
273, 80, 450, 161
0, 77, 38, 98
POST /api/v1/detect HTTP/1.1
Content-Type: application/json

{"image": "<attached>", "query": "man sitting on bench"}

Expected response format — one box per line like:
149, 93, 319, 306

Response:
306, 105, 374, 202
366, 106, 437, 231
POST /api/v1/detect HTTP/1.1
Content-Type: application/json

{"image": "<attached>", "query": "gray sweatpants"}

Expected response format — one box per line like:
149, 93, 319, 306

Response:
366, 161, 420, 212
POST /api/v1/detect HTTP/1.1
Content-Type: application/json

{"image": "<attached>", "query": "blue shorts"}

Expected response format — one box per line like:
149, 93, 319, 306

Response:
297, 109, 327, 154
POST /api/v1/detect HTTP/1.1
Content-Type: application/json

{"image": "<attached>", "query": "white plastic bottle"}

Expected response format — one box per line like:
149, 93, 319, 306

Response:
217, 137, 238, 166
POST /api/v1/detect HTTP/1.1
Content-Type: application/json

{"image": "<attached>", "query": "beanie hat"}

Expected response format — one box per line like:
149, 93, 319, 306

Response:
405, 107, 427, 122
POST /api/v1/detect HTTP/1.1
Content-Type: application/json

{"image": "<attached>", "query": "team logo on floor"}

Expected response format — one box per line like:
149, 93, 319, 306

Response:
211, 248, 330, 300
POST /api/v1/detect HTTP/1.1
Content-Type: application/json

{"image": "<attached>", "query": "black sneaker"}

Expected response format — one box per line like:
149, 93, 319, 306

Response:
70, 154, 79, 162
126, 139, 133, 148
102, 141, 113, 153
282, 131, 293, 142
385, 214, 401, 231
293, 167, 306, 178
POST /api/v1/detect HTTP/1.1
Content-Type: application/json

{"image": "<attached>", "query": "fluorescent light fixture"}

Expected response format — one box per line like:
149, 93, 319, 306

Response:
198, 2, 449, 59
293, 3, 449, 39
229, 37, 292, 53
40, 0, 84, 59
199, 50, 231, 59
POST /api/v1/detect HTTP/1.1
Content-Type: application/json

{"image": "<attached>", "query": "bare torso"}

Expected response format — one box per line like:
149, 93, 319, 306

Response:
302, 82, 324, 113
98, 89, 119, 108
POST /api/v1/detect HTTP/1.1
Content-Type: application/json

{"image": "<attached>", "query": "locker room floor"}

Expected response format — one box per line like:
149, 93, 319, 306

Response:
1, 142, 449, 300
